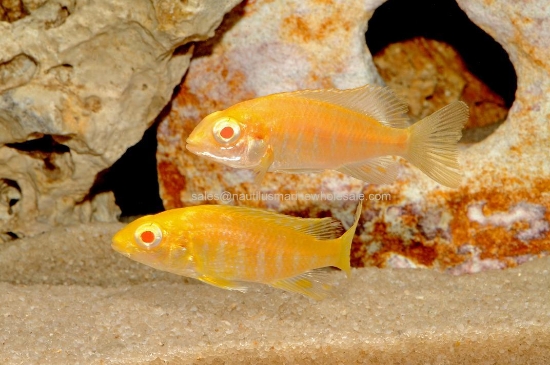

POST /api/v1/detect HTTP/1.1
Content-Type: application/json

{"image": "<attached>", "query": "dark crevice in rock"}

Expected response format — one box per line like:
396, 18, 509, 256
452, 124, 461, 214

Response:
193, 0, 247, 59
80, 168, 109, 203
91, 120, 165, 218
94, 84, 183, 218
45, 5, 71, 29
366, 0, 517, 107
6, 135, 71, 174
0, 178, 21, 219
173, 43, 194, 57
6, 135, 70, 155
5, 231, 18, 239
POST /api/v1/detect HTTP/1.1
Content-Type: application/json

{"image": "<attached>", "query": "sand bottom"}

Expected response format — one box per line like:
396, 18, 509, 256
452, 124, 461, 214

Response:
1, 223, 549, 364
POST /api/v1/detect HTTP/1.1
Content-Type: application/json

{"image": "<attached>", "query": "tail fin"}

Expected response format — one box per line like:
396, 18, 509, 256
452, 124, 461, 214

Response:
336, 200, 362, 278
406, 101, 469, 188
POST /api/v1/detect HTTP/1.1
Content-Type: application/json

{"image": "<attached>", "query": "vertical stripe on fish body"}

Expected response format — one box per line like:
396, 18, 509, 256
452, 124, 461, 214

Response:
191, 209, 341, 281
186, 84, 469, 188
260, 94, 409, 170
111, 201, 363, 300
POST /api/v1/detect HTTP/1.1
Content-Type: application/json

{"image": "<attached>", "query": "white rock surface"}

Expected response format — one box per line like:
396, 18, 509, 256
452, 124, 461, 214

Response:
0, 0, 240, 240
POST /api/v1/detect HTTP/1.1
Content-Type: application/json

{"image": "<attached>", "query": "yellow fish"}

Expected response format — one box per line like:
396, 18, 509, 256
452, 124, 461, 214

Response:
112, 201, 362, 300
186, 84, 469, 188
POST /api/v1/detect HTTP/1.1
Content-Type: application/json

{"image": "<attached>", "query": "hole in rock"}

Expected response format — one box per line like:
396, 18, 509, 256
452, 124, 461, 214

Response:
45, 5, 71, 29
7, 135, 70, 154
0, 178, 21, 216
366, 0, 517, 143
0, 231, 19, 242
5, 231, 18, 239
94, 122, 164, 218
6, 135, 70, 172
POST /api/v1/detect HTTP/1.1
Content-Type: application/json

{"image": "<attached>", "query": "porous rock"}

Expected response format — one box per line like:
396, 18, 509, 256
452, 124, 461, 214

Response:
158, 0, 550, 273
157, 0, 385, 218
0, 0, 241, 240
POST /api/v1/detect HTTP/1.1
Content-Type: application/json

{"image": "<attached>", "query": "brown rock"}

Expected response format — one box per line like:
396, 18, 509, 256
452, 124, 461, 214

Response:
0, 0, 29, 22
0, 0, 241, 241
373, 37, 508, 132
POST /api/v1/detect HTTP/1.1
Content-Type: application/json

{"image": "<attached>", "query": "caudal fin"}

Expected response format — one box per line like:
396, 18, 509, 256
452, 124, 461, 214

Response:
406, 101, 469, 188
336, 200, 362, 278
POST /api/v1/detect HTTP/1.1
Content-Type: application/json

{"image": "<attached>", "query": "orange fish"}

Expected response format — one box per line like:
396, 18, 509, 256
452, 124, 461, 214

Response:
186, 84, 469, 188
112, 201, 362, 300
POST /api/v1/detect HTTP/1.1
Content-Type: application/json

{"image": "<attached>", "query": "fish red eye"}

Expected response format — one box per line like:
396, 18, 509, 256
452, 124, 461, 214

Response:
134, 223, 162, 249
140, 230, 155, 244
220, 126, 234, 139
213, 117, 241, 144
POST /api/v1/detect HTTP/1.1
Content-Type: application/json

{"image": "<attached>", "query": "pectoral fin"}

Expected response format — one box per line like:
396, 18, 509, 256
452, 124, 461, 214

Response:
250, 147, 274, 186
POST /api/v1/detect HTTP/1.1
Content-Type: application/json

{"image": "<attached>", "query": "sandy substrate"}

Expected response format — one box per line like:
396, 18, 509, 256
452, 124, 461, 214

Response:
1, 223, 549, 364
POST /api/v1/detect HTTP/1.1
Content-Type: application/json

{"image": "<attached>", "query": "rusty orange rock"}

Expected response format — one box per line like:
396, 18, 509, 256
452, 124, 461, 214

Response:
373, 37, 508, 133
157, 0, 550, 274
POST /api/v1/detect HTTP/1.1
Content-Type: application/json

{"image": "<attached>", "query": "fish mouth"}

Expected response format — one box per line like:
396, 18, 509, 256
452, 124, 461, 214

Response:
111, 232, 128, 254
111, 242, 131, 258
185, 141, 199, 155
185, 140, 241, 163
185, 137, 206, 156
185, 142, 220, 161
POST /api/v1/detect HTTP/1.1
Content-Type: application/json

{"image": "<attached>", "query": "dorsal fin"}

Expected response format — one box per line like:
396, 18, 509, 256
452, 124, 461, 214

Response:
216, 205, 344, 240
289, 84, 410, 128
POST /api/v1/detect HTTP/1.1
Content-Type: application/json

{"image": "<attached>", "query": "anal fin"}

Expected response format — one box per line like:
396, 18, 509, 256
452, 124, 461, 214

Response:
277, 168, 324, 174
337, 156, 399, 185
269, 268, 335, 300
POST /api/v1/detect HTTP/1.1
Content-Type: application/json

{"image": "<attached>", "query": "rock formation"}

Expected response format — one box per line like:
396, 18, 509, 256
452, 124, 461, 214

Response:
157, 0, 550, 273
373, 37, 508, 143
0, 0, 240, 240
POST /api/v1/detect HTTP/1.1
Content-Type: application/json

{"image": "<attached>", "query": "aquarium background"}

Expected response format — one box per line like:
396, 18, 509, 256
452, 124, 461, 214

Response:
0, 0, 549, 363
